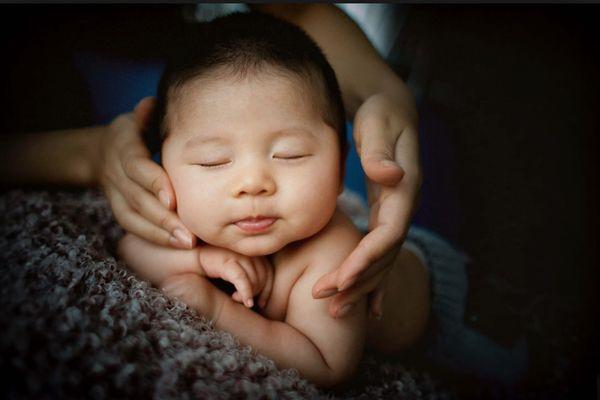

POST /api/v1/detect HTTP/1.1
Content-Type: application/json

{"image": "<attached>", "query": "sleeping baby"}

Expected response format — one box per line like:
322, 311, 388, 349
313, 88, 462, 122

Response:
118, 12, 428, 388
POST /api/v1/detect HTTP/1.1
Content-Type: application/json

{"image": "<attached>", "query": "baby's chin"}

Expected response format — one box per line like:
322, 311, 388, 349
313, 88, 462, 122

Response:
229, 240, 286, 257
200, 235, 288, 257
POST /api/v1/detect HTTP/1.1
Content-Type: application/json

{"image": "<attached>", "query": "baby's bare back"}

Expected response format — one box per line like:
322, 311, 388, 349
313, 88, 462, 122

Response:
365, 247, 431, 355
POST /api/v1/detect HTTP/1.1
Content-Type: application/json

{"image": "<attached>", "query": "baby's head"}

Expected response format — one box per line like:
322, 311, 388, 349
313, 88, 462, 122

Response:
148, 12, 347, 256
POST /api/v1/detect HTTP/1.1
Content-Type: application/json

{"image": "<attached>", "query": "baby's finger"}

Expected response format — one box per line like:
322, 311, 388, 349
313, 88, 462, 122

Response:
257, 259, 274, 308
231, 291, 244, 304
222, 260, 254, 308
253, 257, 268, 290
238, 259, 258, 294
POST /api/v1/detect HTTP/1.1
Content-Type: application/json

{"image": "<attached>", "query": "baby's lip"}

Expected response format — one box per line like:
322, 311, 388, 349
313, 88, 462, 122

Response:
233, 216, 277, 233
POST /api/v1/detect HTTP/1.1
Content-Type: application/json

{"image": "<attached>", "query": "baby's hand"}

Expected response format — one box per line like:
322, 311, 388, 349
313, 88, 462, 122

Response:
198, 245, 274, 309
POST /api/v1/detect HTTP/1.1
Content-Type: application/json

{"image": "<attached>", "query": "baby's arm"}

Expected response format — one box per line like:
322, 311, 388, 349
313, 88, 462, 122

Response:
117, 233, 273, 308
117, 233, 203, 286
209, 214, 367, 387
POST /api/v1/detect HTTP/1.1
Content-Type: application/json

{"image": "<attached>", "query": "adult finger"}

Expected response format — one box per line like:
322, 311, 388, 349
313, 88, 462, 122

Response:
368, 285, 386, 320
107, 166, 193, 249
355, 114, 404, 187
105, 185, 176, 247
311, 268, 340, 299
117, 172, 194, 248
336, 222, 401, 291
119, 148, 195, 248
222, 260, 254, 308
133, 96, 156, 131
393, 124, 421, 179
328, 271, 383, 319
121, 151, 177, 212
312, 245, 394, 300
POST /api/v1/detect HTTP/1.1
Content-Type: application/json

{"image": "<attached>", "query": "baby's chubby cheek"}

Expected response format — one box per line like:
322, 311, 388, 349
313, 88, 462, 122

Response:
285, 187, 338, 237
172, 188, 225, 243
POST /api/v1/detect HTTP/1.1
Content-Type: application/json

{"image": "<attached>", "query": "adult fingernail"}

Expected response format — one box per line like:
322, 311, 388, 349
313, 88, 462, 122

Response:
337, 303, 354, 318
338, 278, 354, 292
158, 190, 170, 208
381, 159, 399, 168
371, 309, 383, 320
316, 288, 338, 298
173, 228, 192, 248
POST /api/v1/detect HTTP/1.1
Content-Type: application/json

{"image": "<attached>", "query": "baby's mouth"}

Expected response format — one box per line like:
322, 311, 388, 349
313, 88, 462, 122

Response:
234, 216, 277, 234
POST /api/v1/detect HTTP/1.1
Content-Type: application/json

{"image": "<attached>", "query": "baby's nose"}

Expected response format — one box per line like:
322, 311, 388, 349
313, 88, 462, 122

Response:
232, 167, 276, 197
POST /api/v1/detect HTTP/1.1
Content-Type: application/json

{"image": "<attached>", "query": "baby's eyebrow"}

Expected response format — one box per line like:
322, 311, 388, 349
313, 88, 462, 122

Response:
183, 127, 316, 150
271, 128, 316, 140
184, 136, 228, 149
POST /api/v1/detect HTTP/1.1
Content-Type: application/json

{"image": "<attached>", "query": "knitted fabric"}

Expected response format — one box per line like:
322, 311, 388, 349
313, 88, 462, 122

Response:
404, 226, 529, 386
0, 189, 453, 399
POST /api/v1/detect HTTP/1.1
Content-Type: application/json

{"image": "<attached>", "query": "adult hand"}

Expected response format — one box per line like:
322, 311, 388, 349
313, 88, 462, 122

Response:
97, 97, 196, 249
312, 93, 422, 319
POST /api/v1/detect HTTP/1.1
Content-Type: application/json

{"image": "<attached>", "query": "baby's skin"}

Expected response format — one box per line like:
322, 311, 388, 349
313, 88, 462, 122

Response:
120, 208, 366, 387
118, 69, 429, 388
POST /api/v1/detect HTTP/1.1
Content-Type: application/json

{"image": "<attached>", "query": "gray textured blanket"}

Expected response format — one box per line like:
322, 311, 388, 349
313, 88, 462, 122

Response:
0, 189, 452, 399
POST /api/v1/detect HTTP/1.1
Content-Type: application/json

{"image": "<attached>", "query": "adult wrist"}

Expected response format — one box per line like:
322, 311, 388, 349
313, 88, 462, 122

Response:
80, 125, 106, 187
367, 72, 417, 120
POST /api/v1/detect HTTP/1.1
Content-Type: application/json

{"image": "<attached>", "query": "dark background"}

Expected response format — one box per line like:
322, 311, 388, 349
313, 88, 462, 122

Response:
0, 5, 597, 398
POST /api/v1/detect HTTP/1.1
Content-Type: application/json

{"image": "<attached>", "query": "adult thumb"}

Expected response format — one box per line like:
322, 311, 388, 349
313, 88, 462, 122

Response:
359, 129, 404, 186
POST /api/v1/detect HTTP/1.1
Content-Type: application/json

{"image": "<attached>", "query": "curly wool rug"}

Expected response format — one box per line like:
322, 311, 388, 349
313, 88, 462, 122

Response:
0, 189, 454, 399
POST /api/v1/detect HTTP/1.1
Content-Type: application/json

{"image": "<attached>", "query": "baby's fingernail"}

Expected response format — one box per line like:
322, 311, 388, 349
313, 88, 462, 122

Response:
316, 288, 338, 298
173, 229, 192, 248
337, 303, 354, 318
158, 190, 170, 208
169, 235, 187, 249
245, 299, 254, 308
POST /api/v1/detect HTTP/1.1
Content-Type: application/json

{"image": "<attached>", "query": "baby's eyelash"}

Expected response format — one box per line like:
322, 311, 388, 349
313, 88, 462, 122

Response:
273, 154, 311, 160
198, 161, 231, 168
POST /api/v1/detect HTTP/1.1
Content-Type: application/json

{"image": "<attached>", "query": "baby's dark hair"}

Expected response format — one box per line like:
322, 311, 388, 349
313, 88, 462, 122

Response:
144, 11, 347, 161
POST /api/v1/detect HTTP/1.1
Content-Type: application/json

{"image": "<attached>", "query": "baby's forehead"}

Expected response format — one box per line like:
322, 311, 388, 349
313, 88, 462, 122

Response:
171, 65, 320, 105
165, 70, 325, 130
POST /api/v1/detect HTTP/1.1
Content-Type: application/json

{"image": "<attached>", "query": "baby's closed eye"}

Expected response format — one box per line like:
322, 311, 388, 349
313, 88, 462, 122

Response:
196, 159, 232, 168
272, 153, 312, 160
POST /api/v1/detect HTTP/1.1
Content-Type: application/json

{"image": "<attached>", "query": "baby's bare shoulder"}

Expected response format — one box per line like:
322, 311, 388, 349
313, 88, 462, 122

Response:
293, 208, 362, 277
